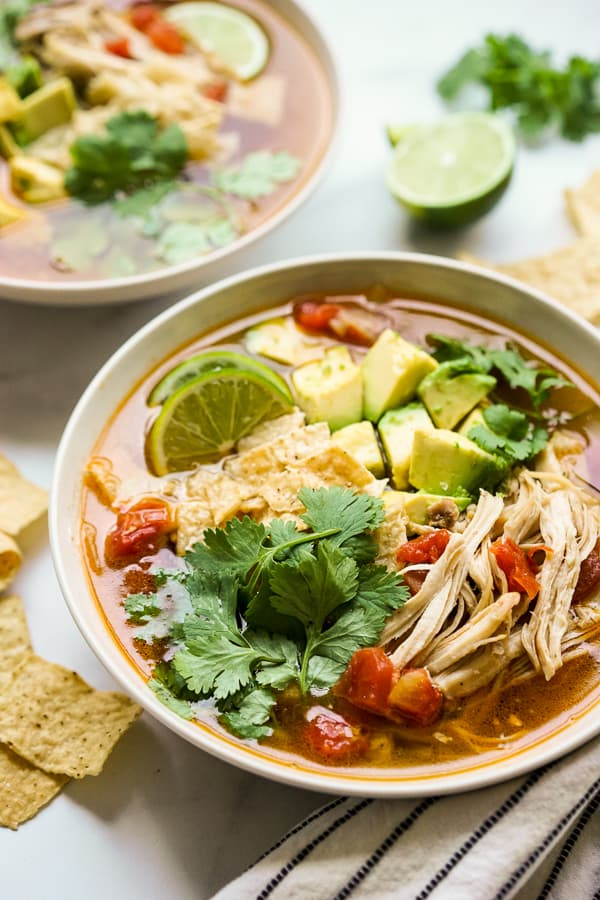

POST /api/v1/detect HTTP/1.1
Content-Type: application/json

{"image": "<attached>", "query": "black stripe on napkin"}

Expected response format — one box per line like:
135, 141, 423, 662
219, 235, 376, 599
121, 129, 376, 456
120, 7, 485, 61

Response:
414, 767, 548, 899
493, 774, 600, 900
255, 798, 374, 899
332, 797, 438, 899
251, 796, 349, 868
537, 787, 600, 899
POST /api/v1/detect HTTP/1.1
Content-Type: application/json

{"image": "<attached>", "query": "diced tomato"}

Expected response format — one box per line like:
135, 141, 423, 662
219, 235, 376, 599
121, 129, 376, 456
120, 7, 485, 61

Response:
130, 4, 159, 31
202, 80, 228, 103
304, 706, 367, 760
402, 569, 428, 596
334, 647, 397, 716
104, 37, 132, 58
573, 550, 600, 603
387, 667, 443, 726
396, 530, 451, 566
293, 299, 342, 333
145, 18, 184, 53
292, 298, 386, 345
105, 498, 172, 564
490, 536, 540, 600
526, 544, 553, 570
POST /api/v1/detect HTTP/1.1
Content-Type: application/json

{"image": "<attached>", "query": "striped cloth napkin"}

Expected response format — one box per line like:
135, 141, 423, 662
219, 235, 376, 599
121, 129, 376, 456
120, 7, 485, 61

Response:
212, 737, 600, 900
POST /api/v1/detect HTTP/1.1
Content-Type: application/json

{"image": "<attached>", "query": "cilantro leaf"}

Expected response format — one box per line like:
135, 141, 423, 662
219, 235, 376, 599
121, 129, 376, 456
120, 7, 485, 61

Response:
124, 592, 161, 624
305, 655, 346, 690
186, 517, 267, 577
468, 403, 548, 465
149, 679, 195, 720
184, 571, 239, 634
220, 688, 276, 739
355, 565, 409, 618
215, 151, 301, 199
65, 111, 188, 204
174, 639, 260, 699
299, 486, 385, 548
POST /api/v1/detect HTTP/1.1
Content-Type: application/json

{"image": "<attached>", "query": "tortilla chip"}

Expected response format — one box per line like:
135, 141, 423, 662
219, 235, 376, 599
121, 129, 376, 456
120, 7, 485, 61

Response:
176, 499, 216, 554
0, 595, 31, 684
225, 423, 330, 483
237, 409, 306, 452
0, 454, 48, 537
0, 655, 142, 778
0, 744, 67, 830
375, 493, 409, 570
565, 170, 600, 236
0, 532, 22, 593
460, 240, 600, 324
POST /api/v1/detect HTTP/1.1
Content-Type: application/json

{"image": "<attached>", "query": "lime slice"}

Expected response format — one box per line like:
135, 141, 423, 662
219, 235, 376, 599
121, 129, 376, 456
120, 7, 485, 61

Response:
386, 113, 515, 228
148, 367, 293, 474
164, 2, 269, 81
148, 349, 288, 406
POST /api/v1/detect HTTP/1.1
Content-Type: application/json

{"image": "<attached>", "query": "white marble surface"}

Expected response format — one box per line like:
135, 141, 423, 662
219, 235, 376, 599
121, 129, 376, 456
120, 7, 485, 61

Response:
2, 1, 600, 897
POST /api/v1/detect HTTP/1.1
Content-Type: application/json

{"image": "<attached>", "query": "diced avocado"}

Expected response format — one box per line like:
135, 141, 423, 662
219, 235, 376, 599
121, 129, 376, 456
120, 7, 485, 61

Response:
0, 125, 19, 159
418, 361, 496, 430
11, 77, 76, 145
245, 317, 325, 366
361, 328, 438, 421
6, 56, 43, 99
0, 78, 22, 123
292, 346, 362, 431
0, 195, 26, 227
457, 404, 487, 437
395, 491, 470, 526
409, 428, 505, 496
378, 402, 434, 489
9, 155, 66, 203
331, 420, 385, 476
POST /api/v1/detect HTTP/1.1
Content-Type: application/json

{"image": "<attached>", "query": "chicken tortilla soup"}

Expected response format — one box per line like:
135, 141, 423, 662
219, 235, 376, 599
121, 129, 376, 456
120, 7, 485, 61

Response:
81, 289, 600, 773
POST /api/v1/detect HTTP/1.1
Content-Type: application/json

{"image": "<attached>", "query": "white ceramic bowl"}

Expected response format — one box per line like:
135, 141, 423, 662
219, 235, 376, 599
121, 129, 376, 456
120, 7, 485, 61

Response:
51, 252, 600, 796
0, 0, 339, 307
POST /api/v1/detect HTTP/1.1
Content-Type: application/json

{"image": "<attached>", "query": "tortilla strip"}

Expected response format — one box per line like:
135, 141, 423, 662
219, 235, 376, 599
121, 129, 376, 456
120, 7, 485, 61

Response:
0, 595, 31, 685
0, 454, 48, 537
0, 655, 142, 778
0, 532, 22, 593
0, 744, 67, 830
565, 170, 600, 236
460, 239, 600, 324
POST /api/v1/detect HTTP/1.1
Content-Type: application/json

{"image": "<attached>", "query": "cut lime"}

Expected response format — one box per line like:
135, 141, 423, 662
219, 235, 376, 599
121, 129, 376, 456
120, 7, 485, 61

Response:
385, 123, 417, 147
164, 2, 270, 81
148, 368, 293, 474
386, 113, 515, 228
148, 349, 288, 406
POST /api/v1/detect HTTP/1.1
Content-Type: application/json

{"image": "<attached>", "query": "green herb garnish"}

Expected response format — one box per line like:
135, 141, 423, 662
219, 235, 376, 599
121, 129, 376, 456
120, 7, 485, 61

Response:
214, 151, 302, 199
438, 34, 600, 141
468, 403, 548, 465
135, 487, 408, 739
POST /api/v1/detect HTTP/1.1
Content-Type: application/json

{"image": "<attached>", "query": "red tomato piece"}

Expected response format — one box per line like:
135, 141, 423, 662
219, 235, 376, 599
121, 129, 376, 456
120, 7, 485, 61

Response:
202, 80, 228, 103
396, 530, 451, 566
573, 550, 600, 603
402, 569, 428, 596
304, 706, 367, 760
105, 498, 172, 564
490, 536, 540, 600
334, 647, 397, 716
293, 299, 342, 334
387, 667, 443, 726
130, 4, 159, 31
104, 37, 132, 58
145, 18, 184, 54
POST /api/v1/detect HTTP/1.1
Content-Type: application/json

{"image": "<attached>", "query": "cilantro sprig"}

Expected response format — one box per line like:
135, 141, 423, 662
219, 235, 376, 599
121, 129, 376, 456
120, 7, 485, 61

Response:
136, 487, 407, 739
468, 403, 549, 466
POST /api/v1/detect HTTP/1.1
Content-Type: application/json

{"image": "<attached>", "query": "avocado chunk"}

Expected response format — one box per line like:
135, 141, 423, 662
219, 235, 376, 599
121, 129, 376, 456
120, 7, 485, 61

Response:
292, 346, 362, 431
7, 56, 43, 99
245, 317, 324, 366
418, 361, 496, 430
331, 420, 384, 476
378, 402, 434, 489
395, 491, 470, 526
0, 194, 26, 227
11, 77, 76, 145
361, 328, 438, 421
0, 125, 19, 159
457, 404, 487, 437
409, 428, 505, 496
9, 155, 66, 203
0, 78, 22, 123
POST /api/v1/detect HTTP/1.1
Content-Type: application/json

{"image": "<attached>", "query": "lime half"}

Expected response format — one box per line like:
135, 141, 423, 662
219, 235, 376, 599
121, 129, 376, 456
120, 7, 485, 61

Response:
164, 2, 269, 81
148, 368, 293, 474
148, 349, 289, 406
386, 113, 515, 228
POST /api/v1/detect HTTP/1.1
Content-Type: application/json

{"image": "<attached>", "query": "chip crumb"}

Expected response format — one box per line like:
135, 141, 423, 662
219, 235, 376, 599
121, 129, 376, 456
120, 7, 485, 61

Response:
0, 744, 67, 830
0, 533, 22, 593
0, 454, 48, 538
0, 655, 142, 778
565, 170, 600, 237
0, 595, 31, 685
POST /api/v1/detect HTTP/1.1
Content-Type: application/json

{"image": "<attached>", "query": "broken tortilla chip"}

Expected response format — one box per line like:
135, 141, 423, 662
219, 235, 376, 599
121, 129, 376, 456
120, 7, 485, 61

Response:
0, 533, 22, 593
0, 655, 142, 778
460, 240, 600, 324
0, 454, 48, 537
0, 595, 31, 684
565, 170, 600, 237
0, 744, 67, 830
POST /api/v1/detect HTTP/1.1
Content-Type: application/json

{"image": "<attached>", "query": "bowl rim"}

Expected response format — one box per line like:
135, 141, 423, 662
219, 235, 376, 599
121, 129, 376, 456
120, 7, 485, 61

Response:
0, 0, 340, 306
50, 250, 600, 797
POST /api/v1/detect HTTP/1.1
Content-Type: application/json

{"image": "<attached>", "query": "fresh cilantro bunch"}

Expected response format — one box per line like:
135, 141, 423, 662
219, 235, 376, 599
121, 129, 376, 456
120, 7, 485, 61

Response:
427, 333, 570, 410
64, 111, 189, 204
133, 487, 408, 739
437, 34, 600, 141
